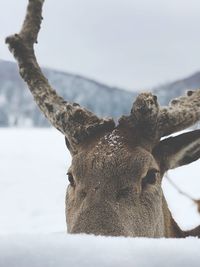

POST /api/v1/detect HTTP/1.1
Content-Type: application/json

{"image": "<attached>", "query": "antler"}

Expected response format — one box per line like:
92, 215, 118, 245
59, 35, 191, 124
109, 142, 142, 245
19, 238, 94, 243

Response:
118, 90, 200, 149
158, 90, 200, 137
118, 92, 160, 148
6, 0, 115, 154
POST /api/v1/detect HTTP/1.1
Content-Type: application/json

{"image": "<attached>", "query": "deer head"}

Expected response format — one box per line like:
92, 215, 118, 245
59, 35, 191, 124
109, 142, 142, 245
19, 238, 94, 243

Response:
6, 0, 200, 238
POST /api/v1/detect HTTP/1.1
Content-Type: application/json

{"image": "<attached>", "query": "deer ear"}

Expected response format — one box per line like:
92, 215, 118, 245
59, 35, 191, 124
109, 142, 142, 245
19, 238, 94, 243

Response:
153, 130, 200, 172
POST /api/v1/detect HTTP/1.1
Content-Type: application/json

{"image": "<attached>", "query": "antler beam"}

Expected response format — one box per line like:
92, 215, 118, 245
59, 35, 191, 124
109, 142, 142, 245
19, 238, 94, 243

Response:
158, 89, 200, 137
6, 0, 115, 154
119, 89, 200, 149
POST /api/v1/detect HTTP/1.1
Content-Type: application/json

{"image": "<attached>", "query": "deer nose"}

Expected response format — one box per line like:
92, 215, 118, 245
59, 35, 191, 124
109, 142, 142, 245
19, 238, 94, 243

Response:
70, 203, 129, 236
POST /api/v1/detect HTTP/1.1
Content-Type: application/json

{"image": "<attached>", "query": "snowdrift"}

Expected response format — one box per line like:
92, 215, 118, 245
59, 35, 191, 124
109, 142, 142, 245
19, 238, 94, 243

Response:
0, 234, 200, 267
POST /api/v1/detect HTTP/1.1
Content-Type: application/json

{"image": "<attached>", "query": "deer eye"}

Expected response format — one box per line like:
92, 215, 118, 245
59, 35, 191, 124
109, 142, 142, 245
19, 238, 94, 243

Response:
142, 169, 158, 189
67, 172, 75, 187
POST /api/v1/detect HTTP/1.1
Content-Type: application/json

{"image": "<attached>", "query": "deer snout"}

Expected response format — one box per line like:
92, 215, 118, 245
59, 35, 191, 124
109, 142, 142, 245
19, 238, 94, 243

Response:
69, 201, 131, 236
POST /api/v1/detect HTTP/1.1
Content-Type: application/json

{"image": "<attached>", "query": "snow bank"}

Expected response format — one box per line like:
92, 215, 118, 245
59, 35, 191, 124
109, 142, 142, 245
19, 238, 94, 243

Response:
0, 234, 200, 267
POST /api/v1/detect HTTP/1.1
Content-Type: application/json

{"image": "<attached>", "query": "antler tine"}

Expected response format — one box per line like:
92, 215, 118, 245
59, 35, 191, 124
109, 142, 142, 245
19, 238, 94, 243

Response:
158, 89, 200, 138
6, 0, 115, 154
118, 92, 160, 149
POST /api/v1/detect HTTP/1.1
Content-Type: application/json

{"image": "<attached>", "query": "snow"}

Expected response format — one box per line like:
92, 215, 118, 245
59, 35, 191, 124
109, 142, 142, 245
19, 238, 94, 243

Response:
0, 128, 200, 267
0, 234, 200, 267
0, 128, 67, 234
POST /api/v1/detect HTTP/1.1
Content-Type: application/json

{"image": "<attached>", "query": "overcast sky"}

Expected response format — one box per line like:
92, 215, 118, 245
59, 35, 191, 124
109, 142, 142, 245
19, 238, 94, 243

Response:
1, 0, 200, 91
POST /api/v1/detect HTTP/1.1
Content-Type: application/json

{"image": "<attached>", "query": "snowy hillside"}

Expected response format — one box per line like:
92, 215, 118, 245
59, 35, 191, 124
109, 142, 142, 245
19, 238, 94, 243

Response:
1, 60, 200, 127
0, 60, 135, 127
0, 129, 199, 266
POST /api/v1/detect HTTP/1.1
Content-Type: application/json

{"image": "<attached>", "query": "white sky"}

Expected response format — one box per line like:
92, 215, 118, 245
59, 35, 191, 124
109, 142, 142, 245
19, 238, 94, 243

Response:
1, 0, 200, 90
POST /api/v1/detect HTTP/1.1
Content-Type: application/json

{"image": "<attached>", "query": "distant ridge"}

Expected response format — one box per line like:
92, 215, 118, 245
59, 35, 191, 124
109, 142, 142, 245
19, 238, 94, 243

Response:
0, 60, 135, 127
0, 60, 199, 127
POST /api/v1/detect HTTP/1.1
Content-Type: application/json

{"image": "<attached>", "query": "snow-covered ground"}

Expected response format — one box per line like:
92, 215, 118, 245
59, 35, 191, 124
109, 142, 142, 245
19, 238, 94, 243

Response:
1, 234, 200, 267
0, 129, 200, 267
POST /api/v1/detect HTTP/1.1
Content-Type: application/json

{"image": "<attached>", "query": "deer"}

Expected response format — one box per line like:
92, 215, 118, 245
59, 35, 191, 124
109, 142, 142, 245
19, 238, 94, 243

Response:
6, 0, 200, 238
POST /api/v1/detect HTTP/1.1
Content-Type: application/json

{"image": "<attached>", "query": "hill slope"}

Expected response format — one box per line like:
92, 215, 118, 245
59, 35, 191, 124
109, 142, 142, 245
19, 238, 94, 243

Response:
0, 60, 136, 127
0, 60, 200, 127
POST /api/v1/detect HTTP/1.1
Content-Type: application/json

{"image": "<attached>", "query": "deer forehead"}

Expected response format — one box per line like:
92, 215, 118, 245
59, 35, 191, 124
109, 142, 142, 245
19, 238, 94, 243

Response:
72, 131, 158, 182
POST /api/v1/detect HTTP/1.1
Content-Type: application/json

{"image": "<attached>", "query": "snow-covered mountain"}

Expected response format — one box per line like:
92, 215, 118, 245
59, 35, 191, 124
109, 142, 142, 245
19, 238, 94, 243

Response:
0, 60, 136, 127
0, 59, 199, 127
